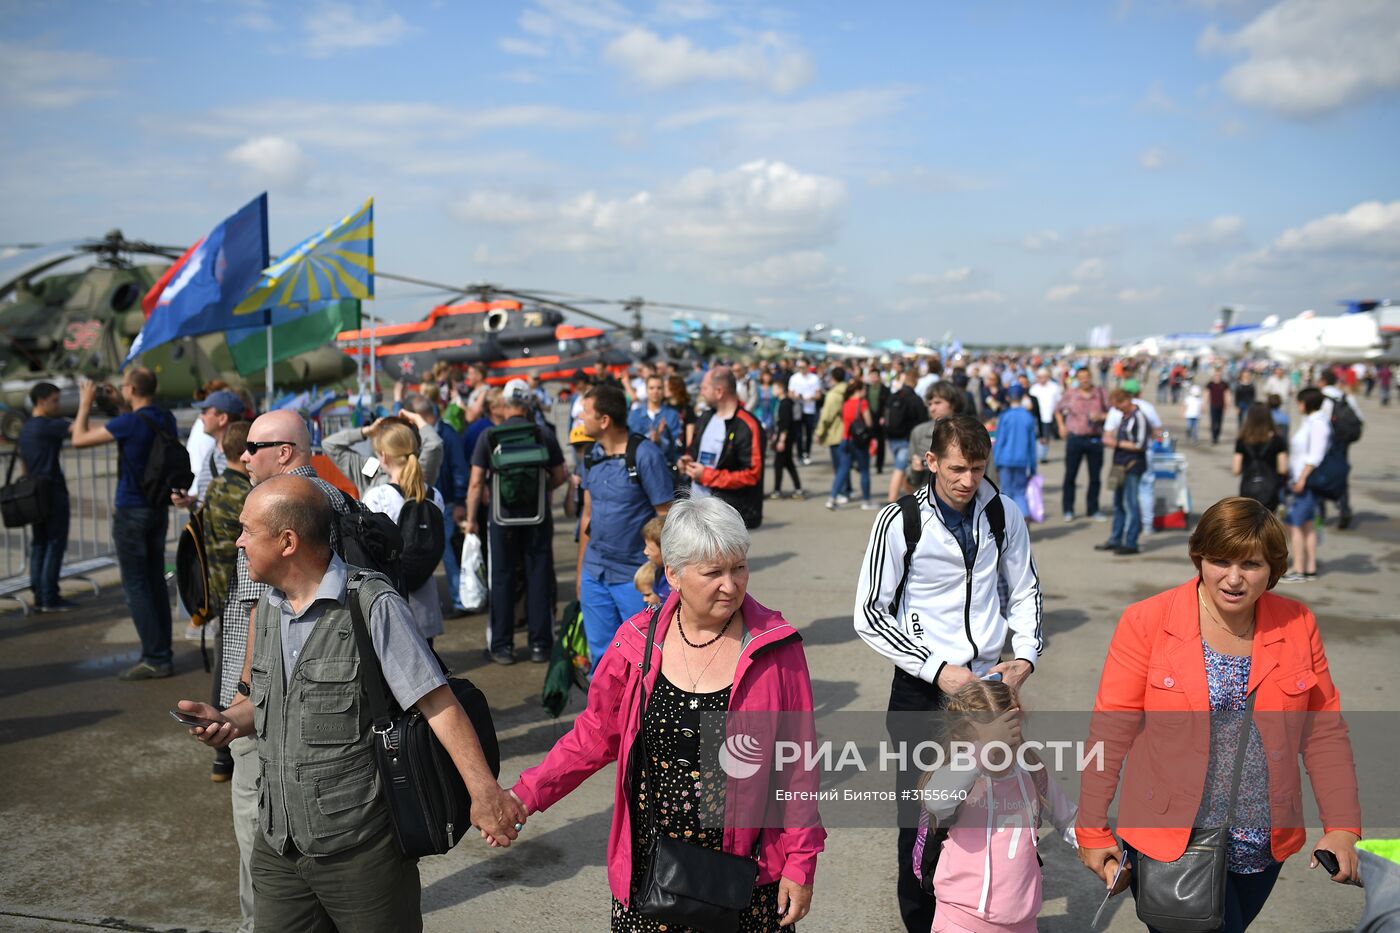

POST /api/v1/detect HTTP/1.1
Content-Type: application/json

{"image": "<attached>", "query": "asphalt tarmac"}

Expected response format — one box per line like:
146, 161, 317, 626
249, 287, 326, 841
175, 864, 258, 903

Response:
2, 395, 1396, 932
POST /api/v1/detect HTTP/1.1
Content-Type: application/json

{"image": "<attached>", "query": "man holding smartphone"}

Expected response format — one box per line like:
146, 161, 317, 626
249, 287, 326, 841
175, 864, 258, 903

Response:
177, 475, 523, 931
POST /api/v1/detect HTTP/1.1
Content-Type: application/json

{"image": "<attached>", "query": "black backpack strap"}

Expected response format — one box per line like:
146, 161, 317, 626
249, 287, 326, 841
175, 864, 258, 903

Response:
625, 432, 644, 483
345, 569, 395, 734
984, 494, 1006, 561
890, 494, 922, 614
4, 440, 20, 485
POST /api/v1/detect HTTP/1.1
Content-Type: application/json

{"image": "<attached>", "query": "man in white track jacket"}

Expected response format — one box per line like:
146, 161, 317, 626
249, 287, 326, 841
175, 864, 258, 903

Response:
852, 414, 1043, 933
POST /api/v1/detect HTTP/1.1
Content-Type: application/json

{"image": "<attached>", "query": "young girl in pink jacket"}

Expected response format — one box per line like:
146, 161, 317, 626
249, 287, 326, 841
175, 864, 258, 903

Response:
920, 681, 1078, 933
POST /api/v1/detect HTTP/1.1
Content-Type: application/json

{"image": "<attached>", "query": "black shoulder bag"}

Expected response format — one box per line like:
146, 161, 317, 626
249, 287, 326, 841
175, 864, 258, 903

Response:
633, 606, 760, 933
1134, 689, 1257, 932
1, 442, 49, 528
346, 570, 500, 858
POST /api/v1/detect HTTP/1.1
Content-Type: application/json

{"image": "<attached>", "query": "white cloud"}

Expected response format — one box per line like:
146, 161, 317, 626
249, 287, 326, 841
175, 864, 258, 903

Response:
1271, 200, 1400, 255
1118, 287, 1164, 302
654, 0, 721, 22
305, 4, 411, 58
532, 0, 631, 34
1073, 258, 1106, 281
938, 290, 1005, 305
452, 160, 846, 268
730, 250, 840, 290
1023, 229, 1061, 250
226, 136, 314, 191
1138, 147, 1169, 170
0, 40, 119, 109
1200, 0, 1400, 117
499, 37, 548, 57
905, 267, 972, 287
1047, 284, 1082, 302
603, 28, 813, 93
1174, 214, 1247, 249
658, 87, 908, 136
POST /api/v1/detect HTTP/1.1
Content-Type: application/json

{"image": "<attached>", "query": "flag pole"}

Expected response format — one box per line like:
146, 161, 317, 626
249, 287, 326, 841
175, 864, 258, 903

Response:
264, 308, 275, 408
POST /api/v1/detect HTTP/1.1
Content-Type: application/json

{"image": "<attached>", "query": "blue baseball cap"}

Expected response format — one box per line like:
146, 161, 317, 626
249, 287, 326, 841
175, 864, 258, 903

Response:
195, 389, 245, 416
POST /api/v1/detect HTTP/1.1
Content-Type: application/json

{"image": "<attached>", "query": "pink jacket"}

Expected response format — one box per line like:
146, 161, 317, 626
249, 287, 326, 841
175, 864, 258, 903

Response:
512, 590, 827, 905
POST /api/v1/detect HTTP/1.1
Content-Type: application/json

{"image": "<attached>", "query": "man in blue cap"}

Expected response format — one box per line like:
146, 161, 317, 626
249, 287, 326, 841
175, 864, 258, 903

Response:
176, 389, 248, 508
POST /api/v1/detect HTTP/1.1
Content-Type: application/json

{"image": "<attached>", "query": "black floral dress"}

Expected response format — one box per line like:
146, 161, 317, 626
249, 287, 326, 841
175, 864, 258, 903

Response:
612, 673, 786, 932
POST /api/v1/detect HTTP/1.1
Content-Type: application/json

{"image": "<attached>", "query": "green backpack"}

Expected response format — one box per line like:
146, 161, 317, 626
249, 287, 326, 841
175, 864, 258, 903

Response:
489, 422, 551, 525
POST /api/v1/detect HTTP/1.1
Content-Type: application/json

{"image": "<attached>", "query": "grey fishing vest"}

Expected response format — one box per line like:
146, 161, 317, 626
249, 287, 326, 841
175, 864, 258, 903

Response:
249, 574, 396, 857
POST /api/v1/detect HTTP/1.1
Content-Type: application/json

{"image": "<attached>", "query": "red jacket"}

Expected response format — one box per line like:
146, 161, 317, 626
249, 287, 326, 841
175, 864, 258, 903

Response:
1077, 579, 1362, 862
513, 589, 826, 905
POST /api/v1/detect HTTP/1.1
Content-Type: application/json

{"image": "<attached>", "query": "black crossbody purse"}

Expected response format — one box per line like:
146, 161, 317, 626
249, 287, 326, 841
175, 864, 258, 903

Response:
632, 607, 760, 933
1134, 690, 1257, 932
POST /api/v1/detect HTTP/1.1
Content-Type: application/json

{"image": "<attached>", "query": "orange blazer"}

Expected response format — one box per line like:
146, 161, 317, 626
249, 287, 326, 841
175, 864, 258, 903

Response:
1076, 579, 1362, 862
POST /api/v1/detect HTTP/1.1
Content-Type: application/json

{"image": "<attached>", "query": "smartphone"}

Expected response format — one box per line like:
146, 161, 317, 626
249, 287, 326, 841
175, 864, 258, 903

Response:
361, 456, 381, 478
169, 708, 219, 729
981, 672, 1003, 682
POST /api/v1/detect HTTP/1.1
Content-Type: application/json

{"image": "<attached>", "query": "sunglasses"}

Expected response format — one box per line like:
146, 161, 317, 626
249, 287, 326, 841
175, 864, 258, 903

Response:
245, 440, 294, 454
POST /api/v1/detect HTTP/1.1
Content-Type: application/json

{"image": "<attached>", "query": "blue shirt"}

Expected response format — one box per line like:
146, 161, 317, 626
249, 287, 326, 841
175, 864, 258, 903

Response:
627, 404, 684, 464
105, 406, 179, 509
18, 415, 70, 487
434, 419, 470, 504
934, 492, 977, 564
581, 437, 675, 584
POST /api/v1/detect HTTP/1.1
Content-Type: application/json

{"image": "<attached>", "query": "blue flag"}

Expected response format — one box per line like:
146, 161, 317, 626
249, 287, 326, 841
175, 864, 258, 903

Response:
123, 193, 269, 367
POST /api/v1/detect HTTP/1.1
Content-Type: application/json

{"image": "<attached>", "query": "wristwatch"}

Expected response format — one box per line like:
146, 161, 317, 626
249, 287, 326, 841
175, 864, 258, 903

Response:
237, 680, 251, 697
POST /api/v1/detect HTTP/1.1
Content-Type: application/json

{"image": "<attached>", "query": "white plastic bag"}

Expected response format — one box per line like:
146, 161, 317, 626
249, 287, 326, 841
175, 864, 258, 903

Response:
458, 533, 487, 612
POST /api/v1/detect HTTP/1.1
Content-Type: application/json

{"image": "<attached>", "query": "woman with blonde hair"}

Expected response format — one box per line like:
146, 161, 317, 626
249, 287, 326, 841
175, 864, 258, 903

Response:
361, 417, 446, 644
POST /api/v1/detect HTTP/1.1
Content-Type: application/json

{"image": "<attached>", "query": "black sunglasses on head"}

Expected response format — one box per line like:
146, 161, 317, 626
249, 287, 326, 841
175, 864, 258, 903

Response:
245, 440, 294, 454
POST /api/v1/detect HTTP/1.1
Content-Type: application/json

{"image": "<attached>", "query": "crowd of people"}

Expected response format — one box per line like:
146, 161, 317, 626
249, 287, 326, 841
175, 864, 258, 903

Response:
6, 346, 1385, 932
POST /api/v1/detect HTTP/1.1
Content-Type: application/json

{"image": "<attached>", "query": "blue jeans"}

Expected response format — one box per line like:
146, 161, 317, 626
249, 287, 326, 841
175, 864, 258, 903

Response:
579, 572, 646, 671
999, 466, 1031, 516
29, 489, 70, 607
1062, 434, 1103, 516
440, 507, 464, 611
831, 441, 870, 502
1125, 842, 1281, 933
112, 506, 172, 667
1108, 471, 1143, 549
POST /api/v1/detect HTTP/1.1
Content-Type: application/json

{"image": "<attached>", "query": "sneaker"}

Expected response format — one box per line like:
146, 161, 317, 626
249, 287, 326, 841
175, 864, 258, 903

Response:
768, 490, 785, 500
789, 489, 807, 501
1338, 512, 1353, 530
1302, 571, 1318, 581
1279, 571, 1306, 584
484, 648, 517, 666
835, 494, 851, 506
1113, 546, 1140, 556
801, 456, 811, 466
118, 660, 173, 681
37, 598, 80, 613
1063, 513, 1075, 523
1091, 512, 1109, 522
530, 646, 549, 664
861, 500, 882, 510
825, 498, 838, 511
1093, 542, 1121, 551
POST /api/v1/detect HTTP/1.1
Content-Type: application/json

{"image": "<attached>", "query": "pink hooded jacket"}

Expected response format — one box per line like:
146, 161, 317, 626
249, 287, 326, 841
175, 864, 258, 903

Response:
512, 590, 827, 906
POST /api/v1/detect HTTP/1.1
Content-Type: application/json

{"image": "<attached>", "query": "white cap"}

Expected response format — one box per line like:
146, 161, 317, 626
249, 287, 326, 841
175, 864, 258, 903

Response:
503, 378, 532, 404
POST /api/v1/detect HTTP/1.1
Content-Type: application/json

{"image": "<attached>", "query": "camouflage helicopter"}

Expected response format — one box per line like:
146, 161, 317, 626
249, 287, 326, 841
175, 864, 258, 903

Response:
0, 231, 356, 437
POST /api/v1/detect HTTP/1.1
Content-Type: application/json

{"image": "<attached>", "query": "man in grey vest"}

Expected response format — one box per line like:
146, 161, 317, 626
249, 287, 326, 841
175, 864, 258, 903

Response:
178, 475, 524, 931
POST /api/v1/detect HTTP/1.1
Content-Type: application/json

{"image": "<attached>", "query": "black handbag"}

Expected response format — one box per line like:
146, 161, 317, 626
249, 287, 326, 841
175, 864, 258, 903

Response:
1134, 691, 1257, 932
632, 607, 760, 933
1, 442, 49, 528
346, 570, 501, 858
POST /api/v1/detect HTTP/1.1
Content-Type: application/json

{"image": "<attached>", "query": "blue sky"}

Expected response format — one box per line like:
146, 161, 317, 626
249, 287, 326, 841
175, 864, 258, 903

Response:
2, 0, 1397, 344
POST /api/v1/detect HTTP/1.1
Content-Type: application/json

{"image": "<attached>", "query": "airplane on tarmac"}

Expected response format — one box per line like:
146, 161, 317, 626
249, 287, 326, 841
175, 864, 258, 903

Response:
1252, 300, 1396, 365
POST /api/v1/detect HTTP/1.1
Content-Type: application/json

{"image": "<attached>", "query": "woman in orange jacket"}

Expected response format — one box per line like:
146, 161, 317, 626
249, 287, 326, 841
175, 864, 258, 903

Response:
1076, 497, 1361, 932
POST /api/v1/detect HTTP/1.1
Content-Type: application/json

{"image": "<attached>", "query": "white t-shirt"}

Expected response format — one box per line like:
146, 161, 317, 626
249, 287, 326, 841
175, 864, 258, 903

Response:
914, 373, 941, 399
788, 371, 821, 415
1028, 381, 1062, 424
1289, 411, 1331, 484
690, 415, 727, 499
1184, 396, 1202, 418
1103, 399, 1162, 433
185, 420, 226, 501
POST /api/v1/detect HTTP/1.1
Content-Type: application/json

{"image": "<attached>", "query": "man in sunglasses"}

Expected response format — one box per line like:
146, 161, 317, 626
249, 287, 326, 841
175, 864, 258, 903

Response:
216, 409, 366, 933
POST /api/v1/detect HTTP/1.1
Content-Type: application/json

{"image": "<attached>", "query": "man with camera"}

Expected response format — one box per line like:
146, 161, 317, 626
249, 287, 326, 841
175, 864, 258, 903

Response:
17, 383, 77, 613
71, 368, 182, 681
177, 474, 524, 931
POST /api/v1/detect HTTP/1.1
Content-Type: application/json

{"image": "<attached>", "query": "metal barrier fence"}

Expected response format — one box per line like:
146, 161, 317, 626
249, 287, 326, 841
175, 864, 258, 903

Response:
0, 416, 198, 614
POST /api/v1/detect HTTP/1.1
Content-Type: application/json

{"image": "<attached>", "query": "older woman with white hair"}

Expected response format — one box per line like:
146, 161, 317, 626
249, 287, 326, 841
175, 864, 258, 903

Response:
512, 496, 826, 931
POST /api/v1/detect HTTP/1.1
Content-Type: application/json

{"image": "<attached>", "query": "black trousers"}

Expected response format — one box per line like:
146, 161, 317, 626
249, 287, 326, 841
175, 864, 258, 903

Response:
885, 668, 942, 933
1210, 405, 1225, 443
487, 519, 555, 656
772, 443, 802, 492
1062, 434, 1104, 517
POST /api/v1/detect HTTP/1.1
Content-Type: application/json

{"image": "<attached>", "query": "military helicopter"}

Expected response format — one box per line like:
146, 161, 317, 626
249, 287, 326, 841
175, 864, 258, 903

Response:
0, 231, 357, 437
339, 277, 759, 383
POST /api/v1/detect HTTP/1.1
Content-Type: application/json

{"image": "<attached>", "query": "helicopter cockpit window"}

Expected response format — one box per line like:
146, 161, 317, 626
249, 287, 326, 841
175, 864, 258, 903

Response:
109, 282, 140, 313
